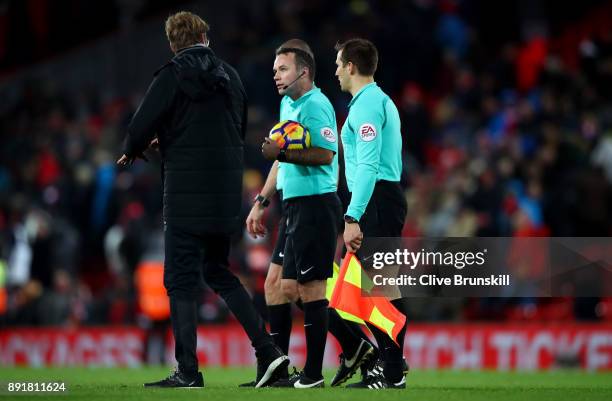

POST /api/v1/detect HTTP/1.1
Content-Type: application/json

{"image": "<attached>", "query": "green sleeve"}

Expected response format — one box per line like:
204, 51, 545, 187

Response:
301, 102, 338, 153
345, 107, 383, 220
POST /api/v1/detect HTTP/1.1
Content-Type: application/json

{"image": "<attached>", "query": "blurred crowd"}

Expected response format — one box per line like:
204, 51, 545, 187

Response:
1, 0, 611, 328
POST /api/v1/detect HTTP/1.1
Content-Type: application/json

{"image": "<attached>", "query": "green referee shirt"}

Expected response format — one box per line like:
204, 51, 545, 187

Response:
277, 85, 339, 200
341, 82, 403, 220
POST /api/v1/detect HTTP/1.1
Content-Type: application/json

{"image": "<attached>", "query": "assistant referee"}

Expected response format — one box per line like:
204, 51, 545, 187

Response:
334, 38, 409, 389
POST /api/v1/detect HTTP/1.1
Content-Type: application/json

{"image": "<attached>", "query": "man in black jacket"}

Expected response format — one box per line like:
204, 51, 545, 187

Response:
117, 11, 287, 388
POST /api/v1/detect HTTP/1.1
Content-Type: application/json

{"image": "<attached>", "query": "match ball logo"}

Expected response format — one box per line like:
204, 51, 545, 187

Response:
359, 123, 377, 142
320, 127, 336, 143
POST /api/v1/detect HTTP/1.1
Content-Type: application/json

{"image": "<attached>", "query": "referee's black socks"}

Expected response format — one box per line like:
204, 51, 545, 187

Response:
363, 297, 408, 382
383, 298, 408, 383
268, 303, 292, 355
303, 299, 329, 380
390, 298, 408, 351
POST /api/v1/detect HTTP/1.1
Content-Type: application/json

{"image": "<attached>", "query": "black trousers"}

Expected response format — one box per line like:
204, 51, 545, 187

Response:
164, 225, 272, 374
164, 225, 239, 299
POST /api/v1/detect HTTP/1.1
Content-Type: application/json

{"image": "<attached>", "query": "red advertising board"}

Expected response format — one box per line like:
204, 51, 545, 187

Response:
0, 327, 145, 367
1, 323, 610, 370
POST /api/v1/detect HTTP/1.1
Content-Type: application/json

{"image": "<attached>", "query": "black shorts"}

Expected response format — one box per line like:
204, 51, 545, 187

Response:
271, 216, 287, 266
344, 181, 407, 261
282, 192, 342, 283
270, 190, 287, 266
359, 181, 407, 237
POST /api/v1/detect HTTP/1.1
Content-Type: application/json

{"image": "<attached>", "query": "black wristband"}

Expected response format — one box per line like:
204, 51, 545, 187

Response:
277, 149, 288, 162
254, 194, 270, 208
344, 215, 359, 224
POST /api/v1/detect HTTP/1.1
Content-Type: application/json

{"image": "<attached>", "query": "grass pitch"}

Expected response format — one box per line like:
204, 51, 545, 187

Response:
1, 366, 610, 401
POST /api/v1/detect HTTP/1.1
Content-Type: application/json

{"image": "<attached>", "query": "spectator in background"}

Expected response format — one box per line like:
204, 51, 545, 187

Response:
0, 0, 611, 327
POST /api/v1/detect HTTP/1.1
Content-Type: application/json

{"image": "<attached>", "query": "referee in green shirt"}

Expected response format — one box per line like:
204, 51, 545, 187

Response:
335, 38, 409, 389
259, 39, 343, 388
249, 39, 378, 388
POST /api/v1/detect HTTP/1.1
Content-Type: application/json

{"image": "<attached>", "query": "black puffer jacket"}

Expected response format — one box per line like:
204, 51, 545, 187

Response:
123, 45, 247, 234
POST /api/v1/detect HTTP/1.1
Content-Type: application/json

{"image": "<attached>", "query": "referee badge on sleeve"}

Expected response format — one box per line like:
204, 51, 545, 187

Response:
320, 127, 336, 143
359, 123, 377, 142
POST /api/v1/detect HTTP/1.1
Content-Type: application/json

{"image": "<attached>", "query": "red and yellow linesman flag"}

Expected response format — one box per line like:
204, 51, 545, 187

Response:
330, 253, 406, 345
326, 262, 364, 324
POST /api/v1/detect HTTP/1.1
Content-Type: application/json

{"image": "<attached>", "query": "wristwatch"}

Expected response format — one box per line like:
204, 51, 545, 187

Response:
277, 149, 288, 162
344, 215, 359, 224
254, 194, 270, 208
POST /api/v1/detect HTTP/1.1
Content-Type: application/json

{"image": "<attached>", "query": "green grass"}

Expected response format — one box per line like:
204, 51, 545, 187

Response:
0, 367, 611, 401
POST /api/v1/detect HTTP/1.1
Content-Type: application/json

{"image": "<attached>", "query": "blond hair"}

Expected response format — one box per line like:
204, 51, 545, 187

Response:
165, 11, 210, 51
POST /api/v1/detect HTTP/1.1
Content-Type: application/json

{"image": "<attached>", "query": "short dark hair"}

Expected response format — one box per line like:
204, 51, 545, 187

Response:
275, 39, 316, 81
335, 38, 378, 76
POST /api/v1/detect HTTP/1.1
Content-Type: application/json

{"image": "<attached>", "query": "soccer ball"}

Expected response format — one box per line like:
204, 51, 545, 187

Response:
268, 120, 311, 150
